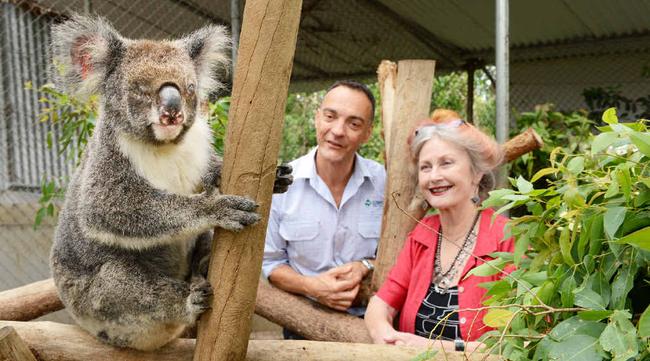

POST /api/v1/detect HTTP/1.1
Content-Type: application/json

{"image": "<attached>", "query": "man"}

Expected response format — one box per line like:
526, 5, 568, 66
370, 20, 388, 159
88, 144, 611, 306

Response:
262, 80, 385, 322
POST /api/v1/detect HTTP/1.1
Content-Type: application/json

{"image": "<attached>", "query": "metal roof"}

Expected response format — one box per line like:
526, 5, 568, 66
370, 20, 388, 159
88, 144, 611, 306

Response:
17, 0, 650, 90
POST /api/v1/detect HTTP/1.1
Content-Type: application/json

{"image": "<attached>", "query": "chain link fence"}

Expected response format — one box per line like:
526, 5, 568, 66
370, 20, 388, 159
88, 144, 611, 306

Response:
1, 0, 650, 329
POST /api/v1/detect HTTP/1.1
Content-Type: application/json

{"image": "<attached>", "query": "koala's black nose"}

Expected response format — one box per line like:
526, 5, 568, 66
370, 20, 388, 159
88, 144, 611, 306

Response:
158, 84, 184, 125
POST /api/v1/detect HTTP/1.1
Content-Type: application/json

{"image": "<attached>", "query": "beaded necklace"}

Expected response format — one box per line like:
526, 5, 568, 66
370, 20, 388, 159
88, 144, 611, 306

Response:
433, 211, 481, 293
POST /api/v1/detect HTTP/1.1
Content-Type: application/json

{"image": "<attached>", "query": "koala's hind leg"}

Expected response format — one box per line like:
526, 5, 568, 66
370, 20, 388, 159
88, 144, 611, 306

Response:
71, 262, 212, 350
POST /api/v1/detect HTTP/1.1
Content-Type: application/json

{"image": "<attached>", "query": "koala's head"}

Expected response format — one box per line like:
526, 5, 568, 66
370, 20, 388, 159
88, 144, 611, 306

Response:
51, 16, 230, 144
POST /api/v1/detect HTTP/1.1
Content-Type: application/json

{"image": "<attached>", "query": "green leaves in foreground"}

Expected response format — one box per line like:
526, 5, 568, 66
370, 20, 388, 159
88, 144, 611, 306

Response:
479, 109, 649, 360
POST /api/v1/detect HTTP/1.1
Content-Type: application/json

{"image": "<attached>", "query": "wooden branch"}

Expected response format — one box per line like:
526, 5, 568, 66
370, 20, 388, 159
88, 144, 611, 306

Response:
0, 279, 63, 321
0, 326, 38, 361
254, 282, 371, 343
371, 60, 436, 293
193, 1, 303, 360
1, 321, 492, 361
502, 128, 543, 163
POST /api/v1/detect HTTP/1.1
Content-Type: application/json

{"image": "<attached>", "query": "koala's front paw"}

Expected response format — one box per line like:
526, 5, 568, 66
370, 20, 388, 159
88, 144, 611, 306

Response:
210, 194, 261, 231
273, 164, 293, 194
186, 277, 213, 321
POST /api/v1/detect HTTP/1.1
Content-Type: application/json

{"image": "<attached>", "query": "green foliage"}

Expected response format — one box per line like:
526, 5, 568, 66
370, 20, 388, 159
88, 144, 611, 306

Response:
207, 97, 230, 155
26, 81, 98, 228
509, 105, 594, 191
480, 108, 650, 360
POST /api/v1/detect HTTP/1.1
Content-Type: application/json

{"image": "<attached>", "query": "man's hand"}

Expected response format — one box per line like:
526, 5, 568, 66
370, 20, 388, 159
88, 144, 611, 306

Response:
305, 263, 367, 311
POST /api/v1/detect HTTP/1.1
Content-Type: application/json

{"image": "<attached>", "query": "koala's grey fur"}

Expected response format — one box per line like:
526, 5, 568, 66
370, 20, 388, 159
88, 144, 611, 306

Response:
49, 16, 261, 351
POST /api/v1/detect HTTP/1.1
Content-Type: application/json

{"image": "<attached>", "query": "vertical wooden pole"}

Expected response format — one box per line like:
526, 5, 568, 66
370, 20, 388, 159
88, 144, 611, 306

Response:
193, 1, 302, 360
371, 60, 436, 293
0, 326, 38, 361
377, 60, 397, 165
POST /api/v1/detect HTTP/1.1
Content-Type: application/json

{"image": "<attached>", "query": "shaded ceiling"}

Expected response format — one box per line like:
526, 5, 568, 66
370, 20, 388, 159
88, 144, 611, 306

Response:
22, 0, 650, 91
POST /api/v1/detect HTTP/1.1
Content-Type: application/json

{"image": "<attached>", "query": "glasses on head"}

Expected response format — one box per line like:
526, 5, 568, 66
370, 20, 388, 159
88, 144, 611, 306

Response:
414, 119, 466, 137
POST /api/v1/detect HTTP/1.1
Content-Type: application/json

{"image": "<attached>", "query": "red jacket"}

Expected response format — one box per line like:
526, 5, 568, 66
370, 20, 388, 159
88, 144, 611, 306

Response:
376, 208, 514, 341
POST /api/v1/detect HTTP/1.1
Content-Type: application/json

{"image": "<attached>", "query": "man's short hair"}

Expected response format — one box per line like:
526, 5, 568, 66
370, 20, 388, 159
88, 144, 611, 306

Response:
326, 80, 376, 123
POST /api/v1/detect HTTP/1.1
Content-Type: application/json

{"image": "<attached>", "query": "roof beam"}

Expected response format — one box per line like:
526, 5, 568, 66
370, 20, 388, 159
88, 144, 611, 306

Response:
363, 0, 466, 67
473, 32, 650, 64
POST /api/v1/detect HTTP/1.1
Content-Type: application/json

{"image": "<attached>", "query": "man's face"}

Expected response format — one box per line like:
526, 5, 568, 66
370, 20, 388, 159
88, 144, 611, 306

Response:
314, 86, 373, 164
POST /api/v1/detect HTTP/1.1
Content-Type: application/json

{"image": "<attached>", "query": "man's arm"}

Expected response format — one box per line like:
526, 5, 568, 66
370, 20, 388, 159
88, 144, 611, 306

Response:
268, 263, 366, 311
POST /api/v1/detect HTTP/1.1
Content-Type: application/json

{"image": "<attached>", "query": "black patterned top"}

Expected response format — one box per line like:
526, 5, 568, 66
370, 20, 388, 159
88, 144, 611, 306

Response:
414, 284, 460, 341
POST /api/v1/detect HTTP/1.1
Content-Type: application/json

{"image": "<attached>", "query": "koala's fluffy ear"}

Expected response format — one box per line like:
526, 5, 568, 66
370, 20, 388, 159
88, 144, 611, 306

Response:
179, 25, 231, 97
51, 15, 125, 99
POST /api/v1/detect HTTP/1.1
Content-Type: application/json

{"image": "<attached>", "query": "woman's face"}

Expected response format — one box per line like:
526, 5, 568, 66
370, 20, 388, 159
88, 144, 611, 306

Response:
417, 137, 482, 211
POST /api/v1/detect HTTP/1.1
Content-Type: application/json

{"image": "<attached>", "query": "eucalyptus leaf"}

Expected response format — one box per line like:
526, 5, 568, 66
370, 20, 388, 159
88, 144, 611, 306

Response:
578, 310, 613, 321
639, 305, 650, 338
516, 175, 534, 194
531, 167, 558, 182
559, 227, 575, 266
610, 258, 638, 310
604, 207, 626, 240
615, 226, 650, 251
549, 316, 606, 341
574, 288, 607, 310
548, 334, 603, 361
483, 308, 514, 328
599, 322, 638, 361
567, 156, 585, 174
629, 132, 650, 157
602, 107, 618, 125
592, 131, 619, 153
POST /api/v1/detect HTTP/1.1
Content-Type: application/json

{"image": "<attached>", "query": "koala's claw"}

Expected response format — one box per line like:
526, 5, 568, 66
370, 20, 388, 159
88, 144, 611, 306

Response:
273, 164, 293, 194
210, 195, 260, 231
187, 278, 213, 318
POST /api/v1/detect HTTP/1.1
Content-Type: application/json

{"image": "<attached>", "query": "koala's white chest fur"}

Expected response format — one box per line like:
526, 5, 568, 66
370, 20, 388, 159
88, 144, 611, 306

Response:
118, 118, 213, 195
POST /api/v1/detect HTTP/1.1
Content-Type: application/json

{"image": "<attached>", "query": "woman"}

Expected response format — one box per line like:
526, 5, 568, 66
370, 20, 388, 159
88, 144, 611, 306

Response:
364, 109, 514, 352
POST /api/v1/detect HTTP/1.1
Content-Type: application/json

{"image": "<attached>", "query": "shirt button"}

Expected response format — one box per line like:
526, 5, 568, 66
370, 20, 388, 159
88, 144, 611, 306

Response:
460, 317, 466, 324
458, 286, 464, 293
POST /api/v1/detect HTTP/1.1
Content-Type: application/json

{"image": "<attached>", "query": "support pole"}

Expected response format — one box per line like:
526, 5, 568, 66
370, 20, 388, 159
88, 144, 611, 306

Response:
371, 60, 436, 293
496, 0, 510, 187
377, 60, 397, 165
193, 1, 302, 360
466, 64, 475, 124
0, 326, 38, 361
230, 0, 241, 67
495, 1, 509, 142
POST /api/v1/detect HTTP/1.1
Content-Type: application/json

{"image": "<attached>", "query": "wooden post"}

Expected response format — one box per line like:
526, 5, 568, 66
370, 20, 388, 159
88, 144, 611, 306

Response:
193, 1, 302, 360
0, 278, 63, 321
377, 60, 397, 165
0, 326, 38, 361
371, 60, 436, 293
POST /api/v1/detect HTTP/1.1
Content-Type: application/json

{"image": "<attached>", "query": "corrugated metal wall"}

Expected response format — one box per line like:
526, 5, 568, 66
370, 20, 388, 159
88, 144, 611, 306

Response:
0, 3, 74, 191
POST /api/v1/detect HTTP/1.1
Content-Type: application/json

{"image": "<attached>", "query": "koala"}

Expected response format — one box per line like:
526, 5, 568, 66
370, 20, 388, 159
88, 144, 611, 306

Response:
49, 16, 292, 351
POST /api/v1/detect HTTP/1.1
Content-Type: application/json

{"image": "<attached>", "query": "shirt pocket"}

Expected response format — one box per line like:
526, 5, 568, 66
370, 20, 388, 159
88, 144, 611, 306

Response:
279, 220, 319, 241
358, 220, 381, 239
279, 220, 321, 261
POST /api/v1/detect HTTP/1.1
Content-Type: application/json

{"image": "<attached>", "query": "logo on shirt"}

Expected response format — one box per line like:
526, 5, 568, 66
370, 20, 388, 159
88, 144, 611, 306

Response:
365, 199, 384, 208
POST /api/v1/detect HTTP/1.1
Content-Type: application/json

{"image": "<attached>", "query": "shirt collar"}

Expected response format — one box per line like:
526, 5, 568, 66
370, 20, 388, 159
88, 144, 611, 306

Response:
292, 146, 376, 186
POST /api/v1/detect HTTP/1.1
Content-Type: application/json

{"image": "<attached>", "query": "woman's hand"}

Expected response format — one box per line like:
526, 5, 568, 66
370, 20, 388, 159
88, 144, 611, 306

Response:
383, 331, 432, 346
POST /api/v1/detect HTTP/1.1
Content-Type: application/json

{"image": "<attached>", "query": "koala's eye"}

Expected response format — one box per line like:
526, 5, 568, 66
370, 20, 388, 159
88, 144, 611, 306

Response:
187, 84, 195, 95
